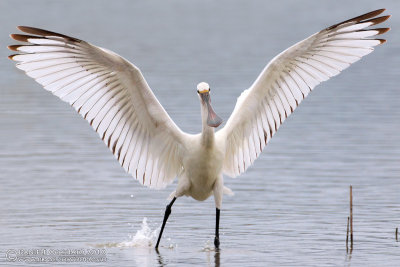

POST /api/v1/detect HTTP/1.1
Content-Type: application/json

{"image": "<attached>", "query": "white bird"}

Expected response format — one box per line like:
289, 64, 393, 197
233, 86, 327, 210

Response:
8, 9, 390, 249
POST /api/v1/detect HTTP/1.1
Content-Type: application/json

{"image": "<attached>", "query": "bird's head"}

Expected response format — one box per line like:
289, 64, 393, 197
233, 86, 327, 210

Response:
197, 82, 223, 128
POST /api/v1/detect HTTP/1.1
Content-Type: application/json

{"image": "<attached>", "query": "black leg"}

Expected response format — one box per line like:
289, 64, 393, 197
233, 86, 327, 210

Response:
155, 197, 177, 250
214, 208, 220, 249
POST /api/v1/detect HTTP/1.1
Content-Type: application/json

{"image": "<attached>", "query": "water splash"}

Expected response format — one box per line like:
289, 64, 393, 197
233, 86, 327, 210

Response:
118, 217, 159, 248
91, 217, 176, 249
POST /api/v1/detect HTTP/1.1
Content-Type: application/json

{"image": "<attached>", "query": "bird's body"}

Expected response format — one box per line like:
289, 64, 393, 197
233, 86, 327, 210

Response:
166, 86, 229, 204
180, 133, 224, 201
8, 9, 390, 249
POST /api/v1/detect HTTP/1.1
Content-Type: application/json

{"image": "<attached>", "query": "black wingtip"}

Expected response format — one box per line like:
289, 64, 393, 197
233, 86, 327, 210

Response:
8, 54, 17, 61
378, 39, 387, 45
364, 15, 391, 26
10, 33, 35, 42
375, 27, 391, 35
326, 9, 389, 31
17, 25, 81, 42
7, 45, 21, 51
344, 8, 386, 24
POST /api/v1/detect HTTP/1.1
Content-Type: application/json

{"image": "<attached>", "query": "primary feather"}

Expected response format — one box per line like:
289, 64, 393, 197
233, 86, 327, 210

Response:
216, 9, 390, 178
8, 9, 390, 194
9, 26, 189, 189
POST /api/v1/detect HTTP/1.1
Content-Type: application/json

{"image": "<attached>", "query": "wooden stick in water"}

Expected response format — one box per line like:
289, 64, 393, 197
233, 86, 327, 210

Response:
350, 185, 353, 249
346, 216, 350, 252
396, 227, 398, 242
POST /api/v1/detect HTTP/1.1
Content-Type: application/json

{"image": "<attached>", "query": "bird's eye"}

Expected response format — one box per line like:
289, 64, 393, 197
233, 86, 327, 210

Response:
209, 88, 211, 92
197, 90, 200, 94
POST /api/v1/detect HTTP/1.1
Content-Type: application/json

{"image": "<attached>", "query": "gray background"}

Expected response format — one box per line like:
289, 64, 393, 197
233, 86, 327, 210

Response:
0, 1, 399, 266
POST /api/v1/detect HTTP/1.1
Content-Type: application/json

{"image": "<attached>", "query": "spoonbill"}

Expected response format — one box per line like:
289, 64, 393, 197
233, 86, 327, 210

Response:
8, 9, 390, 249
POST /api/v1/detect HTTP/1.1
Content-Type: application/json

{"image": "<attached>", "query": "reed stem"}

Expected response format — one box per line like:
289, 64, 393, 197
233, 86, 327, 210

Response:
350, 185, 353, 250
346, 216, 350, 252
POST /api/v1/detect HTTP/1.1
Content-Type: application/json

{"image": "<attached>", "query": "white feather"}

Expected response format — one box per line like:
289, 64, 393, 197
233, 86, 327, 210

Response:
217, 9, 389, 178
10, 27, 191, 190
9, 9, 389, 209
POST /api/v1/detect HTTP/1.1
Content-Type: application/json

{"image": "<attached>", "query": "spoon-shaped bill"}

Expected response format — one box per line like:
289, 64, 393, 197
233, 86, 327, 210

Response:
201, 92, 222, 128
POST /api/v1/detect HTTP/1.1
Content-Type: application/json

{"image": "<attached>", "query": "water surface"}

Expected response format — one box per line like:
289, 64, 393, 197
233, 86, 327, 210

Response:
0, 1, 399, 266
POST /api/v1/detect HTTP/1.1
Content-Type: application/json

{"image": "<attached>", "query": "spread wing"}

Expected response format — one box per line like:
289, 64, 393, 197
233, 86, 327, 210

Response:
9, 26, 190, 189
216, 9, 390, 178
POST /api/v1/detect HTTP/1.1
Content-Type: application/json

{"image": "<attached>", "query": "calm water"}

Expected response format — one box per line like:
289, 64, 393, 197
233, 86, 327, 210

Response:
1, 1, 400, 266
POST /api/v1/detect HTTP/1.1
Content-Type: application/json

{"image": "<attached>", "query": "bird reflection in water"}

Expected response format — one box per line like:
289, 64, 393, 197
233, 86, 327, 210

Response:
155, 249, 166, 267
205, 248, 221, 267
214, 249, 220, 267
155, 247, 220, 267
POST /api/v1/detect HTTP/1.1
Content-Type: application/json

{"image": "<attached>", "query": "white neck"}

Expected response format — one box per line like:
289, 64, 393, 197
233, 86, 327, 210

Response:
200, 103, 214, 147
